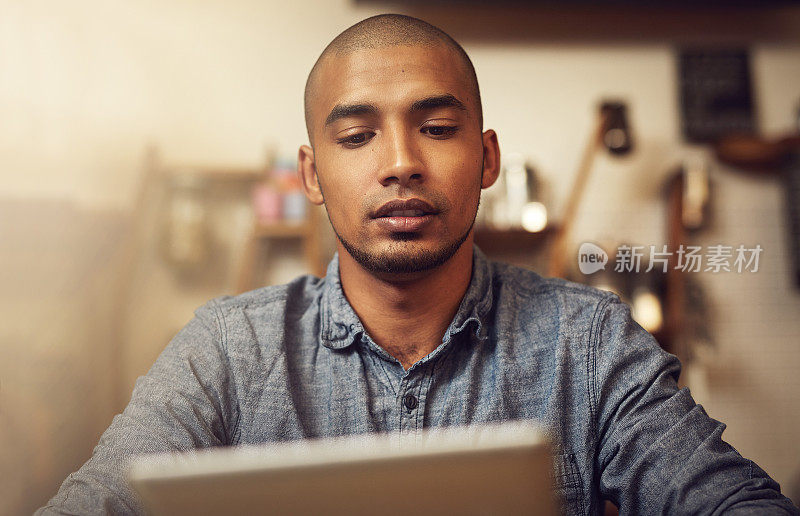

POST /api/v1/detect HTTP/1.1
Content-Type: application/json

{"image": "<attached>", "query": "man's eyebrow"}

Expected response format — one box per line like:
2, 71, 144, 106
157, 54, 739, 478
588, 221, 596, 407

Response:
324, 103, 379, 127
410, 94, 467, 114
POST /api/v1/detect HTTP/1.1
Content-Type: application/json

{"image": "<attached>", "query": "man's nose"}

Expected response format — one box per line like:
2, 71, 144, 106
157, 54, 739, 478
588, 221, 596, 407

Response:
378, 126, 424, 187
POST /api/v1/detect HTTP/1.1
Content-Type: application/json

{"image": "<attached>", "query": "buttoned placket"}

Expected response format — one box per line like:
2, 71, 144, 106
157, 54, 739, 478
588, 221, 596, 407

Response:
358, 333, 439, 438
397, 366, 425, 437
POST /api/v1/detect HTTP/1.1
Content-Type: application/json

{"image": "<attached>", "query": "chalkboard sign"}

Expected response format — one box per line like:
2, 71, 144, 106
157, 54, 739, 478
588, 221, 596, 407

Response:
679, 49, 756, 143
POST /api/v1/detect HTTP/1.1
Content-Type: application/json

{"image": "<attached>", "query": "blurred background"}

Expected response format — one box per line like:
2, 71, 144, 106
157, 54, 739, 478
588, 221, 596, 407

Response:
2, 0, 800, 513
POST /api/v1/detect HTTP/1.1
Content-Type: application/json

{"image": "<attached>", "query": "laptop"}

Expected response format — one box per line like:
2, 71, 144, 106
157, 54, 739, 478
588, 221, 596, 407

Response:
128, 421, 559, 515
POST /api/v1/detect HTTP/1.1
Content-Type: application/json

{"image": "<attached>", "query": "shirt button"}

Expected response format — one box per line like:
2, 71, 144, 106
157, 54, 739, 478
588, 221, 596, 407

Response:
403, 394, 418, 411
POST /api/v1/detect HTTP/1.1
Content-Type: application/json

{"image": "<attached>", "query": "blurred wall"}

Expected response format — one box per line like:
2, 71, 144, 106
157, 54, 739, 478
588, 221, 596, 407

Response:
1, 0, 799, 513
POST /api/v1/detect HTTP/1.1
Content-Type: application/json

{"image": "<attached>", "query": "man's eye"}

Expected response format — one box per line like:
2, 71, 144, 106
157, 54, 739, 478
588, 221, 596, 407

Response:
337, 132, 374, 148
422, 125, 458, 138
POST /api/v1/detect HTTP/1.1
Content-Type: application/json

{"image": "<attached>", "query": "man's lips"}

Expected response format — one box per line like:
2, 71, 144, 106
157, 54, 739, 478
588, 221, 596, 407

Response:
372, 198, 438, 219
371, 198, 439, 232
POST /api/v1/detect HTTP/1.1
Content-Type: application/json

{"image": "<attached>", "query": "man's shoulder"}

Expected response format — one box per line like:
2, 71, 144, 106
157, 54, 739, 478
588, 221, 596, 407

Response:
488, 259, 618, 309
193, 273, 325, 322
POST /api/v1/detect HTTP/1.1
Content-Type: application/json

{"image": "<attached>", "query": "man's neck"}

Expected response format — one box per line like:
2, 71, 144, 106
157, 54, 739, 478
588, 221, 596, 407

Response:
337, 240, 475, 370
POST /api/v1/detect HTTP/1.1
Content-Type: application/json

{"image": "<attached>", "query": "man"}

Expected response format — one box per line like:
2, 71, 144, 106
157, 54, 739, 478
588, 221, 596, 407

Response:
40, 14, 797, 515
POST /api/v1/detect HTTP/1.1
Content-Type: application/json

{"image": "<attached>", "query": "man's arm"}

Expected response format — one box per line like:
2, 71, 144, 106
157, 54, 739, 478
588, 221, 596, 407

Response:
37, 301, 238, 515
592, 296, 798, 514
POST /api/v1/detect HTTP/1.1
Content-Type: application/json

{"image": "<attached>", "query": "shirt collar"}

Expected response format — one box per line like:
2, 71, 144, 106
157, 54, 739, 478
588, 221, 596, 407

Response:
319, 245, 494, 350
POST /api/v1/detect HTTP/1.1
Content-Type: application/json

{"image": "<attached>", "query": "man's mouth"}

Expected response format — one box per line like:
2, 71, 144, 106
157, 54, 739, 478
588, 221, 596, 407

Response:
384, 209, 426, 217
372, 198, 439, 232
372, 198, 438, 218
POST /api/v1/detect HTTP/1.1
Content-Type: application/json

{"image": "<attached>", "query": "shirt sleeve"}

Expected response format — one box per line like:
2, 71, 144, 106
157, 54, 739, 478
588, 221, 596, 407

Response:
592, 295, 799, 515
36, 301, 239, 515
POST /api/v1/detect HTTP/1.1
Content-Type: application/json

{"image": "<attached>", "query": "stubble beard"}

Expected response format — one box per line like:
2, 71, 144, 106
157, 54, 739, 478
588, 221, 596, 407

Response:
320, 171, 483, 275
334, 210, 477, 275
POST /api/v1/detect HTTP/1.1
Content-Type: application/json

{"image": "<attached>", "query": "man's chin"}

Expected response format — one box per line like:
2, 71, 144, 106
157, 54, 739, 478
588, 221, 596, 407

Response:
339, 237, 468, 275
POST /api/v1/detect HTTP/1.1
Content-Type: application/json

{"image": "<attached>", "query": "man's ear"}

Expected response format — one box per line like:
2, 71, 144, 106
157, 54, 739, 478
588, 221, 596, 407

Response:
298, 145, 324, 205
480, 129, 501, 189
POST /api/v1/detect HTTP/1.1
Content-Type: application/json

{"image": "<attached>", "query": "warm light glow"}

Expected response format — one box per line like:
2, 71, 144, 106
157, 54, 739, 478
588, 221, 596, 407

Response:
632, 290, 663, 334
521, 202, 548, 233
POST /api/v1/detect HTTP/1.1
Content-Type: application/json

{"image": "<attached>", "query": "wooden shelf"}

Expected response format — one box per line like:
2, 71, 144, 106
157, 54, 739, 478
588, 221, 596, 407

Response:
474, 225, 557, 255
237, 207, 326, 293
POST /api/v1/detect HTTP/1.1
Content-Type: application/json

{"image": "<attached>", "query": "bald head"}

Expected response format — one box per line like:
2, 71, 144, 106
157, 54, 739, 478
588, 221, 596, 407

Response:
303, 14, 482, 145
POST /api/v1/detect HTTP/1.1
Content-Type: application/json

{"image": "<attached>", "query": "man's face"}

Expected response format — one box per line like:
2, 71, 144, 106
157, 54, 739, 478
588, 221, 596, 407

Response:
300, 44, 498, 275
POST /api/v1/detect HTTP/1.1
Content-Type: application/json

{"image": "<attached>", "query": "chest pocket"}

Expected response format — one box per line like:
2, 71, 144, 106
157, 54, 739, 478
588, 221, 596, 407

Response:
553, 452, 585, 515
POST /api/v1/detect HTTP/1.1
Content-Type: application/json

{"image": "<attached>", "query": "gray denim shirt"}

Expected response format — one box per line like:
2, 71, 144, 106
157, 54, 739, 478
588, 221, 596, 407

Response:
39, 246, 798, 515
